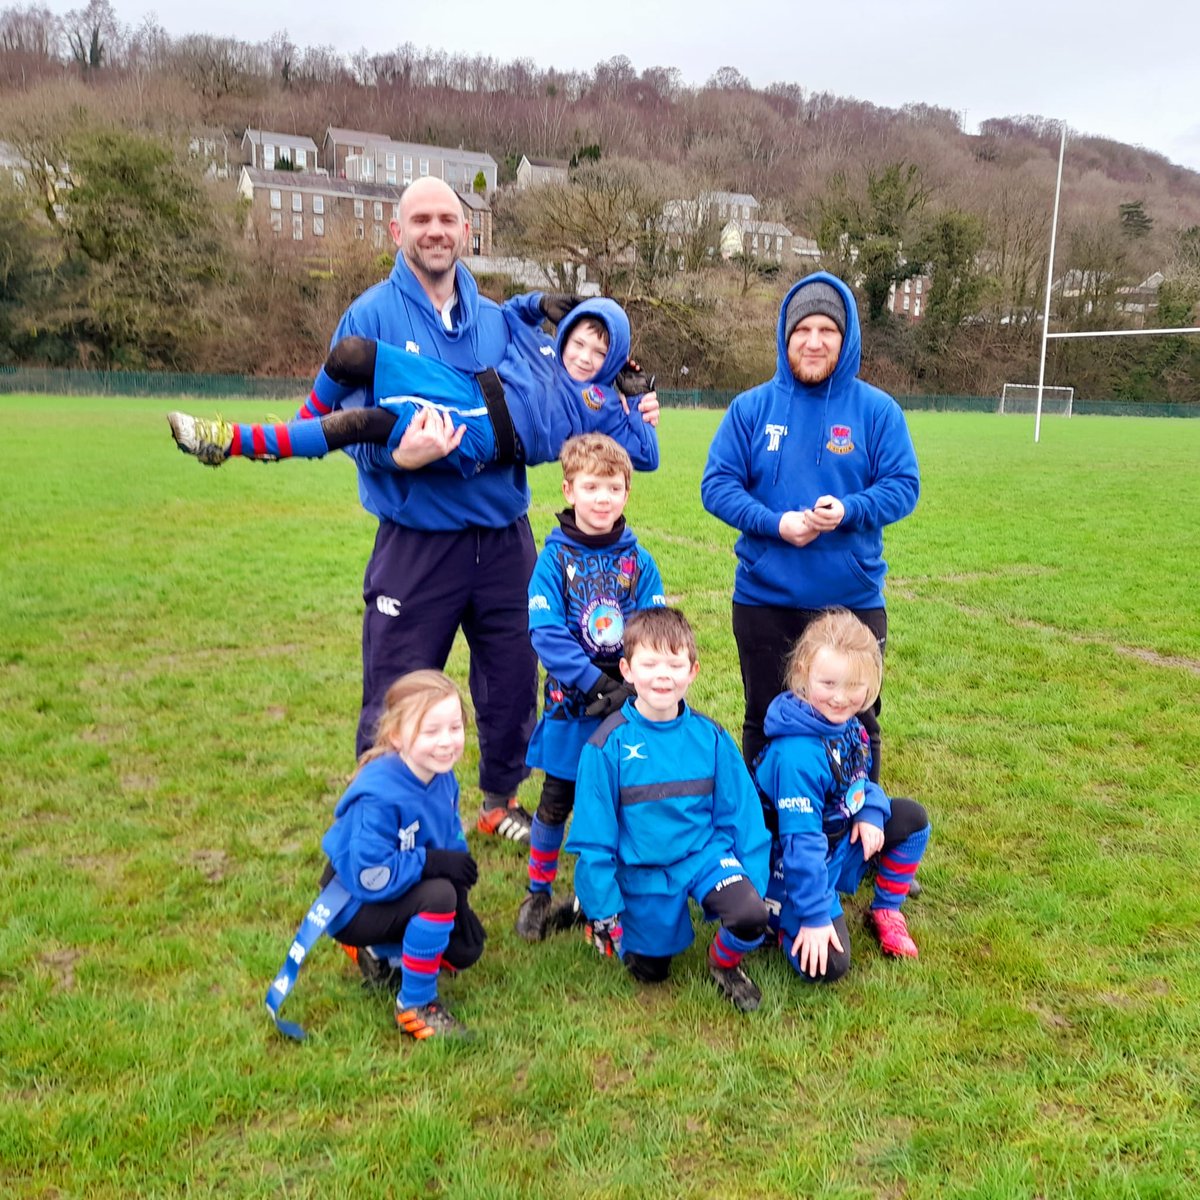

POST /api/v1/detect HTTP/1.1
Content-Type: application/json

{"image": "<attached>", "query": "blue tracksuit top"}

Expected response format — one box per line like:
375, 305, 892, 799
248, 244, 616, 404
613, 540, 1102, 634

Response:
567, 700, 771, 923
504, 295, 658, 471
700, 271, 919, 609
755, 692, 890, 929
320, 752, 469, 933
525, 515, 666, 780
323, 251, 529, 531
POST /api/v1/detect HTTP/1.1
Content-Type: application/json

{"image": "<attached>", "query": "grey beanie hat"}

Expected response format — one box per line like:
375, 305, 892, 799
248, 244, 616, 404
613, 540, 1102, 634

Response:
784, 280, 846, 341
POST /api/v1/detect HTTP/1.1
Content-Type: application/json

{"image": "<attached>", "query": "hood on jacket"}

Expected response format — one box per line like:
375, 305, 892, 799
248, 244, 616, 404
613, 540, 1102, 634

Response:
763, 690, 852, 740
555, 297, 631, 388
387, 250, 483, 343
773, 271, 862, 393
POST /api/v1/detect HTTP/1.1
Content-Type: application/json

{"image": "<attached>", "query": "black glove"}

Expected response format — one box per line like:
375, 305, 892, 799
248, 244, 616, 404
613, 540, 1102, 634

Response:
421, 848, 478, 889
584, 674, 635, 719
615, 361, 654, 397
539, 293, 585, 324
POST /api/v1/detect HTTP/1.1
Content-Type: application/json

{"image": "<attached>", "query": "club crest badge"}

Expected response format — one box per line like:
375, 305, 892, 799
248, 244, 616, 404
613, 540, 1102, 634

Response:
582, 385, 606, 411
827, 424, 854, 454
617, 555, 636, 587
580, 596, 624, 656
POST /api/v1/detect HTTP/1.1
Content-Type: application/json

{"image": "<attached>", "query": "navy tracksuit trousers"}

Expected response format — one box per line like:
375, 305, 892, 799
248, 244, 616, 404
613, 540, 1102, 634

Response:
356, 518, 539, 797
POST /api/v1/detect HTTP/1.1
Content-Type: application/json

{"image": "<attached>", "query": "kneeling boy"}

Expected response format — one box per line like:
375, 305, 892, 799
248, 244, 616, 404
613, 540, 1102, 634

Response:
566, 609, 771, 1012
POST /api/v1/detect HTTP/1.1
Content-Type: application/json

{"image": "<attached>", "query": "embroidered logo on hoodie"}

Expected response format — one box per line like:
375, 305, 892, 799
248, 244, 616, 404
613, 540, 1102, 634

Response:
827, 424, 855, 454
582, 385, 607, 411
764, 423, 788, 451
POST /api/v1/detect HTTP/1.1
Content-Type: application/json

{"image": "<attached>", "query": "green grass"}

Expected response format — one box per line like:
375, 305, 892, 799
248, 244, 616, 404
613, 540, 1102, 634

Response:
2, 397, 1199, 1198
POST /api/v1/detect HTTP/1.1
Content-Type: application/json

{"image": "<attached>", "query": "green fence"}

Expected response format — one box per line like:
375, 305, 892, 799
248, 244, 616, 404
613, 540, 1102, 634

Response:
2, 366, 1196, 417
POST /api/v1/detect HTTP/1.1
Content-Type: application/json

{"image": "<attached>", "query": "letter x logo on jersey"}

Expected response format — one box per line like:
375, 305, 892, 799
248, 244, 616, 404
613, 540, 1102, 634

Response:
623, 743, 647, 761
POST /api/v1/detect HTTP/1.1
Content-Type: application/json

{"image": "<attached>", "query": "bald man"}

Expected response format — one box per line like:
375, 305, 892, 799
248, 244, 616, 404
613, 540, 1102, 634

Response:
300, 178, 538, 841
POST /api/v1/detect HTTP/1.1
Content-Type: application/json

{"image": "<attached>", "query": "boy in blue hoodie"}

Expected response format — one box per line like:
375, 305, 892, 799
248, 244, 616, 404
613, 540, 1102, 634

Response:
167, 295, 659, 476
755, 609, 929, 982
700, 273, 919, 781
515, 433, 667, 942
566, 608, 771, 1013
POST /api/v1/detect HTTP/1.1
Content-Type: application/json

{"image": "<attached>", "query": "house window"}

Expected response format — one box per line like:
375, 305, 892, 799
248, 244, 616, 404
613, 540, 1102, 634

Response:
264, 145, 275, 169
373, 201, 383, 221
354, 199, 364, 218
292, 192, 303, 212
419, 158, 429, 176
904, 279, 911, 294
355, 222, 364, 239
472, 213, 481, 230
472, 234, 481, 254
386, 153, 396, 171
269, 212, 282, 233
269, 190, 281, 210
403, 156, 412, 176
362, 158, 374, 179
295, 149, 306, 170
312, 195, 324, 215
902, 294, 910, 311
313, 216, 324, 237
372, 225, 385, 247
914, 298, 922, 317
752, 234, 759, 251
743, 204, 750, 220
386, 172, 396, 185
292, 214, 303, 241
915, 278, 924, 294
392, 203, 401, 220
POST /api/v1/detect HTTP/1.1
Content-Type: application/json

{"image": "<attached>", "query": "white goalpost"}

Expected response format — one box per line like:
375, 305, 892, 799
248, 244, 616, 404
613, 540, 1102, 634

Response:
1000, 383, 1073, 416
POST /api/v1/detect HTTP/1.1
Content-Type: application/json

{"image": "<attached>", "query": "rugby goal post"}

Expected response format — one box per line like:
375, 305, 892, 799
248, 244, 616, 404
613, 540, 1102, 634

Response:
999, 383, 1074, 417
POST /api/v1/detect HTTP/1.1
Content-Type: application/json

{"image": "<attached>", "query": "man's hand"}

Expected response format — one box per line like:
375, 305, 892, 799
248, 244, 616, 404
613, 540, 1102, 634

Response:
779, 511, 820, 547
586, 915, 623, 958
634, 392, 660, 426
391, 408, 465, 469
850, 821, 885, 862
806, 495, 845, 532
539, 293, 585, 324
790, 923, 845, 976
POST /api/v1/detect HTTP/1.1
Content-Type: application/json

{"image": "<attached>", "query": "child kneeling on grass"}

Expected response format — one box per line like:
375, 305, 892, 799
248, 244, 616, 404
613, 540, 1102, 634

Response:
266, 670, 484, 1041
565, 608, 771, 1012
755, 609, 930, 982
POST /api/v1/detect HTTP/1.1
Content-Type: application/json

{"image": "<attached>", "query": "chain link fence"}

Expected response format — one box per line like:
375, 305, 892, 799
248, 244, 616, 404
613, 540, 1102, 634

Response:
2, 366, 1196, 418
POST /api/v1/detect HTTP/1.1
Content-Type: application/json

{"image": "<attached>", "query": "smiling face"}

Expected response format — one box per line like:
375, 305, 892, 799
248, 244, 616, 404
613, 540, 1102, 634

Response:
620, 641, 700, 722
786, 315, 843, 385
391, 693, 466, 783
560, 320, 610, 383
801, 646, 872, 724
562, 470, 628, 536
391, 178, 468, 288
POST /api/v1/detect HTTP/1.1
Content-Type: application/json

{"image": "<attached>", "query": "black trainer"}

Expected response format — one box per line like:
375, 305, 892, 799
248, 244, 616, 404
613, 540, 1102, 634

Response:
515, 891, 552, 942
708, 959, 762, 1013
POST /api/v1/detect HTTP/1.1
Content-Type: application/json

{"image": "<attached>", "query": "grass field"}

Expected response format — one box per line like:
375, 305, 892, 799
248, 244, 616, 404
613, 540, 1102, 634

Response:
2, 397, 1199, 1199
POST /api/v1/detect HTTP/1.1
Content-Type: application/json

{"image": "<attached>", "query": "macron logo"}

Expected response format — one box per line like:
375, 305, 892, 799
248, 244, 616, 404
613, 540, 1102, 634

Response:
764, 423, 788, 452
529, 595, 550, 612
376, 596, 402, 617
777, 795, 814, 814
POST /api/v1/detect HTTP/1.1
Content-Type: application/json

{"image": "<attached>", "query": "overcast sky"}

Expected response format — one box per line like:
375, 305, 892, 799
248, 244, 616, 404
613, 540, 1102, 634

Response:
69, 0, 1200, 172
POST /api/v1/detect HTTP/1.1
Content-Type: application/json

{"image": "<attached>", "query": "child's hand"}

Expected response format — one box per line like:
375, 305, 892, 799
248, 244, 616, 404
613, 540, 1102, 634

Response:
791, 923, 845, 976
851, 821, 885, 861
586, 915, 623, 958
421, 848, 479, 889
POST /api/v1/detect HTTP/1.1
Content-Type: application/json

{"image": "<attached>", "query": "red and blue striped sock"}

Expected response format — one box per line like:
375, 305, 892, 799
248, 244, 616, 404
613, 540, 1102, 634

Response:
527, 817, 565, 895
872, 824, 930, 911
296, 367, 353, 421
708, 926, 761, 970
398, 911, 454, 1008
229, 417, 331, 460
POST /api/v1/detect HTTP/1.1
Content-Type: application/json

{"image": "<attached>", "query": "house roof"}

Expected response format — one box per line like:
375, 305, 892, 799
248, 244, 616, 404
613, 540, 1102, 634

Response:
240, 166, 403, 201
326, 126, 495, 169
522, 155, 568, 169
242, 129, 319, 154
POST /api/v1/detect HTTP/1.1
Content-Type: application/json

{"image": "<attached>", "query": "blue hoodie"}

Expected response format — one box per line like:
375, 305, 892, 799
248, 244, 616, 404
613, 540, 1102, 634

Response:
700, 272, 919, 609
499, 295, 658, 470
320, 752, 470, 934
755, 691, 890, 930
323, 251, 529, 532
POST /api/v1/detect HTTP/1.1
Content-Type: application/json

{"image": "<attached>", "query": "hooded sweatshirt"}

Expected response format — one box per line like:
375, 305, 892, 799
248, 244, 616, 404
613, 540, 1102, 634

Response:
524, 509, 666, 779
755, 691, 890, 930
700, 272, 919, 609
324, 251, 528, 532
499, 295, 658, 471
